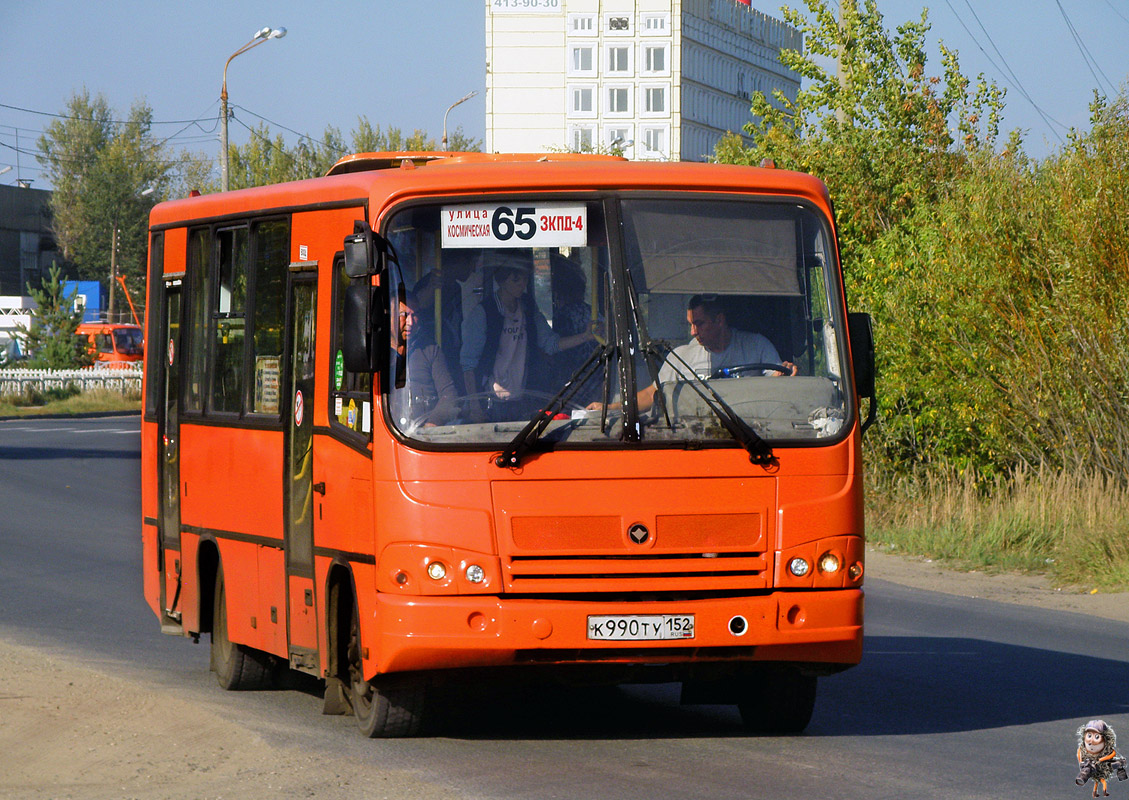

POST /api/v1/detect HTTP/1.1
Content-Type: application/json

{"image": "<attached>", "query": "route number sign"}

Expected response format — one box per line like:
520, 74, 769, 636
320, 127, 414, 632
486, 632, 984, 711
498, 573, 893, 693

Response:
442, 203, 587, 249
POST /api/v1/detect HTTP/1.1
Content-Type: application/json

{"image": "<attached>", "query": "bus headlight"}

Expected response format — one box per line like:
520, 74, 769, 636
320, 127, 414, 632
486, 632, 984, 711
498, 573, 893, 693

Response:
818, 552, 841, 574
378, 544, 501, 594
787, 557, 810, 577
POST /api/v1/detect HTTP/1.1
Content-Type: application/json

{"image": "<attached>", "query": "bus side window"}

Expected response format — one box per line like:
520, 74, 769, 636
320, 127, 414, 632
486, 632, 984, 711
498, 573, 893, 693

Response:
95, 333, 114, 354
211, 226, 249, 414
185, 228, 211, 413
250, 219, 288, 416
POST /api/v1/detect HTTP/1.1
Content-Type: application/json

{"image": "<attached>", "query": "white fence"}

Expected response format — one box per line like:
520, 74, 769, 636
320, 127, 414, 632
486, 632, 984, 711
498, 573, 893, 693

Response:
0, 364, 143, 397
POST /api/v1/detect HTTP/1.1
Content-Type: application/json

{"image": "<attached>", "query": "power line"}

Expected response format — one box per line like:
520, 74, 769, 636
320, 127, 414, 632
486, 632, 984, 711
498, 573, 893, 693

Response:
1102, 0, 1129, 27
231, 105, 348, 155
1053, 0, 1118, 96
0, 99, 220, 127
959, 0, 1070, 134
941, 0, 1067, 141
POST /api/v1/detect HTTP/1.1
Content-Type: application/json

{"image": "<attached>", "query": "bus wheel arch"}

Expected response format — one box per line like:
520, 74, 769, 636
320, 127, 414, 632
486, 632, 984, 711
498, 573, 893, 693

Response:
325, 567, 427, 737
322, 564, 356, 716
209, 556, 273, 690
197, 540, 220, 635
345, 599, 427, 737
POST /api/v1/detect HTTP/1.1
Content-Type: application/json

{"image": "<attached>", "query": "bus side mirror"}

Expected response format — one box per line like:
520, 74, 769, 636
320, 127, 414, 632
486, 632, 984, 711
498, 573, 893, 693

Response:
848, 312, 876, 433
342, 220, 388, 373
343, 279, 382, 373
344, 219, 384, 278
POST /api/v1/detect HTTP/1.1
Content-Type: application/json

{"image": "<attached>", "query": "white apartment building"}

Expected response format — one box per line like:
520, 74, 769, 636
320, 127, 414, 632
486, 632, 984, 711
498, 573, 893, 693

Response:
484, 0, 802, 161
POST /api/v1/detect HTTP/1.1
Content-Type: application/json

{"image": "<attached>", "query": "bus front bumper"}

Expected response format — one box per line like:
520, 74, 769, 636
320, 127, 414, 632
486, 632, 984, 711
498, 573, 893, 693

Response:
370, 589, 863, 676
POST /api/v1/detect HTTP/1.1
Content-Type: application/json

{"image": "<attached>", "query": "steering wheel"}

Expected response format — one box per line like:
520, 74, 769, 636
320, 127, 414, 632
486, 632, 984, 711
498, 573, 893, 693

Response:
711, 363, 791, 379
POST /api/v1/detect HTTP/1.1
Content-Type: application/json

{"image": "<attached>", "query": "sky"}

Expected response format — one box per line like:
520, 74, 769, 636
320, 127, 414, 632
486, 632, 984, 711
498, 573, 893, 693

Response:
1, 0, 1125, 190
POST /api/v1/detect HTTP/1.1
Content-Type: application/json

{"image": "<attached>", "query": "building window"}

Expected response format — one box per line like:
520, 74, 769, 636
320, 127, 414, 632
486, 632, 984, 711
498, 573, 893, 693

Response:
640, 125, 668, 159
569, 45, 595, 75
568, 13, 596, 36
605, 14, 632, 35
570, 125, 596, 152
569, 85, 595, 117
642, 13, 670, 35
606, 45, 631, 74
605, 125, 633, 156
643, 44, 668, 75
643, 85, 667, 115
606, 86, 631, 115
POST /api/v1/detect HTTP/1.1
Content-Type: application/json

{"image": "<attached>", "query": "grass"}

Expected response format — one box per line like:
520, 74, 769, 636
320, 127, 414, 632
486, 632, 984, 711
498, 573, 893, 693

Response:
0, 387, 141, 417
868, 465, 1129, 590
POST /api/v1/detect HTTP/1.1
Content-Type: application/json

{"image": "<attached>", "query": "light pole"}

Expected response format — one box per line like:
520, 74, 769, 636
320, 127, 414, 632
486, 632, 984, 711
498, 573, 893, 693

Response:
442, 91, 478, 150
220, 26, 286, 192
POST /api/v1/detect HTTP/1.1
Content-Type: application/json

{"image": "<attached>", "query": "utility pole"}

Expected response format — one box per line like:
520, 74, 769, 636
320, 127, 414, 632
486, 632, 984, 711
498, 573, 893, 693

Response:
109, 226, 118, 322
837, 0, 856, 125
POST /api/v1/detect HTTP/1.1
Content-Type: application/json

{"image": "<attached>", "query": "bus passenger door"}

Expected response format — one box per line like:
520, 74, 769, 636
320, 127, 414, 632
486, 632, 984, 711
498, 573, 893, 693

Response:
284, 271, 319, 670
158, 281, 183, 630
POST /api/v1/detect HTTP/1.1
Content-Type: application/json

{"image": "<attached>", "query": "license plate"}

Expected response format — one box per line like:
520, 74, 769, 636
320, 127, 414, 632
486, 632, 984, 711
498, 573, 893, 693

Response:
587, 614, 695, 641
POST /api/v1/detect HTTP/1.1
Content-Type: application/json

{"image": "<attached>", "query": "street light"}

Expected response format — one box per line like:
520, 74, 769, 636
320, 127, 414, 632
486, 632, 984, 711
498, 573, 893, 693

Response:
220, 25, 286, 192
442, 91, 478, 150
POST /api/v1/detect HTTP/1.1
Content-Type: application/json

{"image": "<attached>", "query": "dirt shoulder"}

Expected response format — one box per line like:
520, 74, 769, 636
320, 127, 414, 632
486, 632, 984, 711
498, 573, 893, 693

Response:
2, 552, 1125, 799
865, 547, 1129, 624
0, 644, 453, 800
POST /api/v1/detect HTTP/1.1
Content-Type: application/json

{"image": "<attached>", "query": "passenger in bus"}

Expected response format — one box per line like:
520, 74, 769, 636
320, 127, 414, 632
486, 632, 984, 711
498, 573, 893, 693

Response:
393, 293, 459, 428
459, 252, 599, 421
412, 248, 483, 384
589, 294, 795, 414
549, 254, 600, 391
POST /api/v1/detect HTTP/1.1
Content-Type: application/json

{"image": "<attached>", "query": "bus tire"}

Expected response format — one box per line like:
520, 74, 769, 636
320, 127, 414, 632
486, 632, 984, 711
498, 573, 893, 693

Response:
211, 567, 272, 690
347, 606, 425, 737
736, 667, 817, 734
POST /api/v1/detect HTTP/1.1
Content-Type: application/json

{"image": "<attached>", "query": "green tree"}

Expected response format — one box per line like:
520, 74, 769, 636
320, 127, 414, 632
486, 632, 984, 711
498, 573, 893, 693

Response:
225, 116, 482, 189
14, 264, 93, 369
716, 0, 1005, 262
36, 91, 173, 299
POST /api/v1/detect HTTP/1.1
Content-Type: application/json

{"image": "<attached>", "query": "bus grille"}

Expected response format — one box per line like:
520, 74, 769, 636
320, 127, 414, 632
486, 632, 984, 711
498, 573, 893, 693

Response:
503, 551, 769, 593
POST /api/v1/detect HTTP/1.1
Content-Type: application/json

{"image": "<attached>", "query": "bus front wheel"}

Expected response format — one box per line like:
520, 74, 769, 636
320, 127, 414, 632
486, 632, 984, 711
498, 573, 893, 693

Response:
211, 567, 272, 690
347, 606, 426, 737
736, 666, 817, 734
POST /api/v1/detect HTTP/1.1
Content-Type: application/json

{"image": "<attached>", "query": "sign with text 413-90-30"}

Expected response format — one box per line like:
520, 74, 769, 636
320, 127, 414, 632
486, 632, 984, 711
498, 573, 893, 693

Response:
441, 203, 587, 249
490, 0, 561, 12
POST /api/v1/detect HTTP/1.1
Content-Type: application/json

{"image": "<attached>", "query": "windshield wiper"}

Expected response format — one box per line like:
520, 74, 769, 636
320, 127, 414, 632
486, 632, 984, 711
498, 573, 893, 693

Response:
643, 342, 775, 466
496, 342, 615, 468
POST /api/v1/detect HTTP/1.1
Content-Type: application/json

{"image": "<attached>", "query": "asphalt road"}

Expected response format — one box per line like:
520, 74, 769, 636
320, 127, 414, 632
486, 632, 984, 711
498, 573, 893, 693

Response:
1, 414, 1125, 799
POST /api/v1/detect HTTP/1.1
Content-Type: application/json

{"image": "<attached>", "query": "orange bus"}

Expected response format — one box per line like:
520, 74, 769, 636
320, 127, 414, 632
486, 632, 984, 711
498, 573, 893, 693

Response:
142, 151, 875, 737
77, 322, 144, 363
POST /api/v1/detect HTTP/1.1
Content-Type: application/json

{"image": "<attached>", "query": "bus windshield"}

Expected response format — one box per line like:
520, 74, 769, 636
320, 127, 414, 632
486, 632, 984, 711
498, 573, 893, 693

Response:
384, 196, 849, 449
113, 326, 144, 356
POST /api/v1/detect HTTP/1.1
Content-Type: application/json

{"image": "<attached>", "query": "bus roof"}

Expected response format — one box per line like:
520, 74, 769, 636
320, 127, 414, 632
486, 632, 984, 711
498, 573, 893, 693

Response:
149, 152, 833, 229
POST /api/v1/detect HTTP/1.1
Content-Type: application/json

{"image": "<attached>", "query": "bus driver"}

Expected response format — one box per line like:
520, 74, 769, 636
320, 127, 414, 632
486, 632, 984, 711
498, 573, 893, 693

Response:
590, 294, 796, 414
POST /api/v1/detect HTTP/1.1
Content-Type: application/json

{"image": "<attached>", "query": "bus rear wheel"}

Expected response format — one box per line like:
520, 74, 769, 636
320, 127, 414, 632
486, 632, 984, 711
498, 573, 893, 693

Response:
346, 606, 426, 737
736, 666, 817, 734
211, 567, 272, 690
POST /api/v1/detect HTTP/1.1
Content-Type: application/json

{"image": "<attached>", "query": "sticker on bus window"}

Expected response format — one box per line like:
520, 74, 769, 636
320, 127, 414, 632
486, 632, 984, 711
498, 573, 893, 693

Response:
441, 203, 587, 248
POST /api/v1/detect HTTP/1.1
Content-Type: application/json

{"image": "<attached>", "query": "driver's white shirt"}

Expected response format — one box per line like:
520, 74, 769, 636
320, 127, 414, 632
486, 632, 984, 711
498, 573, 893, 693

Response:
657, 329, 782, 384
